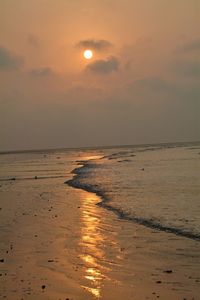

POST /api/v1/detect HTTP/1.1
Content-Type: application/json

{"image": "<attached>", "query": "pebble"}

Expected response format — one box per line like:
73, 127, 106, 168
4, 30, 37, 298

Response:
163, 270, 173, 274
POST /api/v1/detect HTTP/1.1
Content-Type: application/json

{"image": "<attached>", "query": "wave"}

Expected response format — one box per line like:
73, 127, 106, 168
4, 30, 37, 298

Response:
65, 160, 200, 242
101, 141, 200, 161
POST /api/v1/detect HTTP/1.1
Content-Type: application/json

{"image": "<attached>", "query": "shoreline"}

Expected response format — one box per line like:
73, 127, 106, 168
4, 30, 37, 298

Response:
1, 149, 200, 299
1, 139, 200, 156
66, 159, 200, 242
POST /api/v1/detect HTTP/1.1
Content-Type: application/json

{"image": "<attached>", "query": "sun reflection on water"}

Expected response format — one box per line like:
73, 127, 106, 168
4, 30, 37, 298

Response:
79, 154, 103, 162
80, 193, 108, 298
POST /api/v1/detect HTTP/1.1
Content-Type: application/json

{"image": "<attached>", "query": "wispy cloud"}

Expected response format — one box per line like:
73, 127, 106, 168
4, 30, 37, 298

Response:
172, 60, 200, 77
76, 39, 112, 51
27, 34, 40, 48
0, 46, 23, 70
86, 56, 119, 74
30, 67, 53, 77
177, 38, 200, 53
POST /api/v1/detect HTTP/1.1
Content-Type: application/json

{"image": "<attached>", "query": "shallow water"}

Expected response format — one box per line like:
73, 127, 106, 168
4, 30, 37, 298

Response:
66, 142, 200, 241
1, 142, 200, 299
1, 142, 200, 241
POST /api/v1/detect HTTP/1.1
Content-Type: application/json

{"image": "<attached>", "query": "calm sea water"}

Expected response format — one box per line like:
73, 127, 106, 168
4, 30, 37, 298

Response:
0, 142, 200, 240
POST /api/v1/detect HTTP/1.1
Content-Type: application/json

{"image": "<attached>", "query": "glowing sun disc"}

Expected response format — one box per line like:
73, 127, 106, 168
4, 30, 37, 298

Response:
84, 49, 93, 59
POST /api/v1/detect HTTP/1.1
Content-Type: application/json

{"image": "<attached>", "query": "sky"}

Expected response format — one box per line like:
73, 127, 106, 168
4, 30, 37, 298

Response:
0, 0, 200, 151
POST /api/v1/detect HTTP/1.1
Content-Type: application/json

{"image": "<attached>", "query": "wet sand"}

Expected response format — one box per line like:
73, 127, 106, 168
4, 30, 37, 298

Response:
0, 173, 200, 299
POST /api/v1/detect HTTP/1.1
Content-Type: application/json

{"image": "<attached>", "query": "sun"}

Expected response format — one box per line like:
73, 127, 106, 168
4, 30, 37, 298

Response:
83, 49, 93, 60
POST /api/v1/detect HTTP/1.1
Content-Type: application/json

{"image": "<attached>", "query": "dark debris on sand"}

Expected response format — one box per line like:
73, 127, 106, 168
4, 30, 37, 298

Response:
163, 269, 173, 274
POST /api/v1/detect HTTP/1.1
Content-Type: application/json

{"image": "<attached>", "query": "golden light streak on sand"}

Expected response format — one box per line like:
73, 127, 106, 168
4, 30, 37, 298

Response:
80, 193, 107, 298
79, 154, 103, 161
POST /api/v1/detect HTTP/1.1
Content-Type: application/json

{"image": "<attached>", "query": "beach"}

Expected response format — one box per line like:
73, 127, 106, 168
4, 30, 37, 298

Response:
0, 144, 200, 300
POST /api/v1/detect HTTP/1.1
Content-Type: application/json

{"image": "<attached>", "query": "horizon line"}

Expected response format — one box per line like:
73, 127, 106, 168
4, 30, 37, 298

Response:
0, 139, 200, 155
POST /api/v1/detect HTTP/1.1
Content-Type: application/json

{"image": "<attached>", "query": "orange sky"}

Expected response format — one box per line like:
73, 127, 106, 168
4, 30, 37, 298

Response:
0, 0, 200, 150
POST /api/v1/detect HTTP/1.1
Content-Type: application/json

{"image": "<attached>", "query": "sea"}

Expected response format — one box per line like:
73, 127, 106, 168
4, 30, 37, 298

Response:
0, 141, 200, 241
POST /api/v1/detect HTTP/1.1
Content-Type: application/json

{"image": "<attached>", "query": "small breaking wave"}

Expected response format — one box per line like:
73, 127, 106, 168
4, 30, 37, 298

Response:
65, 160, 200, 242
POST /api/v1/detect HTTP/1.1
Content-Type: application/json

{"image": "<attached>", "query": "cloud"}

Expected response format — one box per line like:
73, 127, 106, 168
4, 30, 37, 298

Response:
129, 77, 171, 91
86, 56, 119, 74
1, 72, 200, 151
177, 38, 200, 53
172, 60, 200, 77
30, 67, 54, 77
0, 46, 23, 70
76, 39, 112, 51
27, 34, 40, 47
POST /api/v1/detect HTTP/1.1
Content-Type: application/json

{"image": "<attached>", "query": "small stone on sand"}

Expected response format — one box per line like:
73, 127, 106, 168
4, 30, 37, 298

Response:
163, 270, 173, 273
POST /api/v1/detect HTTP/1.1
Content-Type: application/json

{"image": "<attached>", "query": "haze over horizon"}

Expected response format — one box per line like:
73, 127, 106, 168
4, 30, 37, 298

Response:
0, 0, 200, 151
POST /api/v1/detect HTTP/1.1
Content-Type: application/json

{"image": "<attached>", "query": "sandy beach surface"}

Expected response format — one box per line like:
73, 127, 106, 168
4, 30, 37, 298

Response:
0, 150, 200, 300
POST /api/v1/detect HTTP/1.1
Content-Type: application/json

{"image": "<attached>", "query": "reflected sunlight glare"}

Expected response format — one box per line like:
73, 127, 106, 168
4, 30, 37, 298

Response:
80, 193, 106, 298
